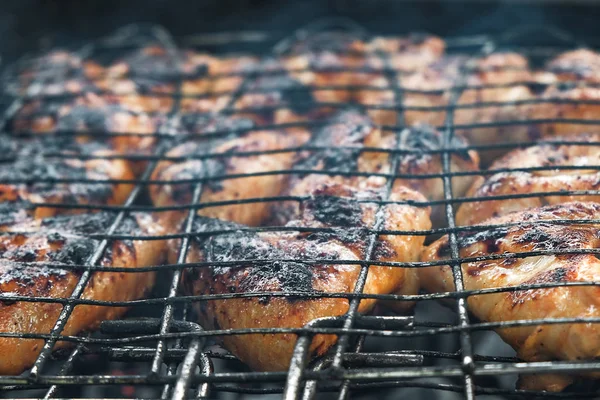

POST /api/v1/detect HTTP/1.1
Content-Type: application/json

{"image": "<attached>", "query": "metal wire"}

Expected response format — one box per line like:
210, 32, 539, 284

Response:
3, 18, 600, 400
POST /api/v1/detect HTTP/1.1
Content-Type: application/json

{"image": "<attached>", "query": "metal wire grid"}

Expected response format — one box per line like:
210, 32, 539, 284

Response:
1, 19, 600, 400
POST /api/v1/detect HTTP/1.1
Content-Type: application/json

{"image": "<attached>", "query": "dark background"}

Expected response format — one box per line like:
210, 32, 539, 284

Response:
1, 0, 600, 61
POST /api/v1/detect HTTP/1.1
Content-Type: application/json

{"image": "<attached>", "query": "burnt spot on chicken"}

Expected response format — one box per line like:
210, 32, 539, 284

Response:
555, 81, 579, 93
512, 224, 595, 253
399, 124, 472, 163
305, 195, 363, 228
513, 225, 554, 247
294, 110, 373, 174
49, 239, 97, 266
527, 82, 549, 96
162, 148, 229, 198
457, 226, 510, 251
177, 114, 256, 138
245, 73, 317, 116
0, 202, 33, 228
0, 135, 117, 204
190, 217, 316, 298
40, 211, 141, 239
373, 239, 396, 260
0, 211, 147, 310
56, 103, 127, 133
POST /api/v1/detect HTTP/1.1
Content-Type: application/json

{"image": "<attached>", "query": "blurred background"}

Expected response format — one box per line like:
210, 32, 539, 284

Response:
1, 0, 600, 61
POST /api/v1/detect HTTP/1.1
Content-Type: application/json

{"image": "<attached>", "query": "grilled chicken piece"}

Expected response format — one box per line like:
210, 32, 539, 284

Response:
9, 50, 104, 96
179, 181, 430, 371
421, 202, 600, 391
386, 124, 479, 226
10, 46, 256, 166
233, 57, 330, 126
544, 49, 600, 83
0, 134, 134, 218
10, 92, 165, 174
284, 33, 445, 126
401, 53, 532, 161
456, 133, 600, 226
270, 110, 478, 227
0, 211, 166, 375
529, 85, 600, 140
149, 115, 309, 227
528, 49, 600, 141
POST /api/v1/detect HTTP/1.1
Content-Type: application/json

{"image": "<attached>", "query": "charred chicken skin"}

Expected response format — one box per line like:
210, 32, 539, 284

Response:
0, 134, 134, 218
422, 202, 600, 391
179, 181, 430, 371
0, 211, 166, 375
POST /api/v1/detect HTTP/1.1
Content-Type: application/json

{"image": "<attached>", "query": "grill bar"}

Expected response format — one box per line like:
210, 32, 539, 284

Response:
440, 35, 498, 400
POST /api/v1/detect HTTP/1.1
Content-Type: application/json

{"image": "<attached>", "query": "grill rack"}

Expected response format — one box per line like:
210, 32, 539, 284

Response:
1, 18, 600, 400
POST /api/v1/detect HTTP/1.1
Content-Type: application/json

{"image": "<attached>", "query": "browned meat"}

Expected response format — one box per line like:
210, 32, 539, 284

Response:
421, 202, 600, 391
178, 181, 430, 371
456, 133, 600, 226
0, 135, 134, 218
0, 211, 167, 375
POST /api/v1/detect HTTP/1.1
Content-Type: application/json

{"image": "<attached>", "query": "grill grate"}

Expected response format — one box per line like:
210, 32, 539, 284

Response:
2, 18, 600, 400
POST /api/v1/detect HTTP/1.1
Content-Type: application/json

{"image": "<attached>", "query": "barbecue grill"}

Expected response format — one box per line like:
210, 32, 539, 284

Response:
2, 1, 600, 399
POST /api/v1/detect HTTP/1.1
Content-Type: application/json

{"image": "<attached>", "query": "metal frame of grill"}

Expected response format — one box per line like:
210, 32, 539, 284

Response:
1, 18, 600, 400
